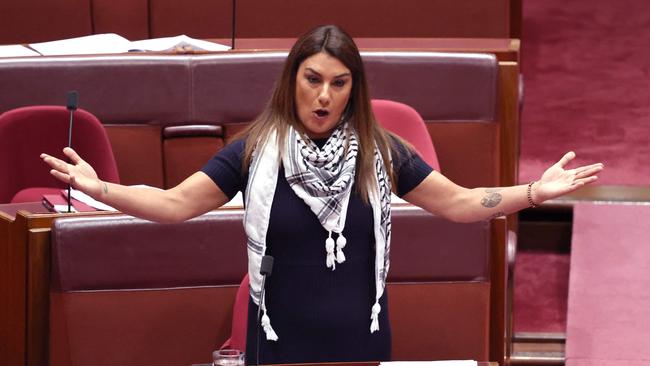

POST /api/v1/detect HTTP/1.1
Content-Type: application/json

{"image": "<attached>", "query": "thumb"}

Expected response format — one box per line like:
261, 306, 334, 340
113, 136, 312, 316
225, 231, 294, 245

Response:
63, 147, 84, 165
556, 151, 576, 168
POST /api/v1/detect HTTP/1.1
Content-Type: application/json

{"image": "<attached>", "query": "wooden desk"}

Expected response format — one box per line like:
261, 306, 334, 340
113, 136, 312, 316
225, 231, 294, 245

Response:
214, 37, 519, 62
0, 203, 117, 366
0, 202, 510, 366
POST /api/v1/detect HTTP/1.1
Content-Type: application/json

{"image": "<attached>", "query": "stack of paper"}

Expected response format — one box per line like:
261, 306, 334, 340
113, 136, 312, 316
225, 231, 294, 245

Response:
29, 33, 133, 56
0, 45, 41, 58
27, 33, 230, 56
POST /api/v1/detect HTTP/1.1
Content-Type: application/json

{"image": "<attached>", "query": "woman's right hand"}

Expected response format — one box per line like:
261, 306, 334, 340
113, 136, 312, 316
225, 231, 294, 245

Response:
40, 147, 103, 198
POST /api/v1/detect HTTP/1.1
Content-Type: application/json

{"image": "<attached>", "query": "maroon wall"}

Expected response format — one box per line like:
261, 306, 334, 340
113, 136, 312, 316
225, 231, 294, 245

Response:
0, 0, 520, 45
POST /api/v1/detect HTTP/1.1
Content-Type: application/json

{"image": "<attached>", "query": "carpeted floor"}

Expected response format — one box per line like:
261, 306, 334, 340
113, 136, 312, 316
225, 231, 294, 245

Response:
566, 203, 650, 365
513, 251, 570, 333
519, 0, 650, 186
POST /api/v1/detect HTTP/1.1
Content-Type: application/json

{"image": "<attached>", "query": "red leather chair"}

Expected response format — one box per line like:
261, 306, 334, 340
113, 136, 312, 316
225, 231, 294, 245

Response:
220, 274, 249, 352
0, 105, 120, 203
371, 99, 440, 171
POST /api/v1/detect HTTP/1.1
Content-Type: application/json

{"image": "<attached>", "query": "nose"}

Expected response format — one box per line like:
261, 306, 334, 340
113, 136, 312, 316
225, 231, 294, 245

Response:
318, 84, 331, 107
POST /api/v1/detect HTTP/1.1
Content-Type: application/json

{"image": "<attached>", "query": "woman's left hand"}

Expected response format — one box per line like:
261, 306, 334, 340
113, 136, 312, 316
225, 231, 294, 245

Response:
532, 151, 604, 203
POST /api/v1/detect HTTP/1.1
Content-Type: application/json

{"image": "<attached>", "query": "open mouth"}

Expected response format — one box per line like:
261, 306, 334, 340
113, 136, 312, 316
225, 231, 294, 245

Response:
314, 109, 330, 118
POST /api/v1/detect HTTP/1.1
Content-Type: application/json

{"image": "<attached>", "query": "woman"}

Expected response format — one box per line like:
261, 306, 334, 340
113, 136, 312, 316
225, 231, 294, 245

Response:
41, 25, 603, 363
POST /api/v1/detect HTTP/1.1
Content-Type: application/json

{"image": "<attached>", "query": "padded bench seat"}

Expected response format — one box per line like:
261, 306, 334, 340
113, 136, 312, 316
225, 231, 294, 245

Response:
0, 51, 501, 190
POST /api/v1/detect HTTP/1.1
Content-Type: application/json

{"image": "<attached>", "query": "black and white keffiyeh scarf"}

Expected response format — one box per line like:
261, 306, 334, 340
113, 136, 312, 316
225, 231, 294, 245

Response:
244, 122, 392, 341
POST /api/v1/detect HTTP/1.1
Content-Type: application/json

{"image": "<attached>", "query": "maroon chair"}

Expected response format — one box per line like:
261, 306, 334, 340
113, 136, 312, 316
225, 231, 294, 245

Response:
219, 274, 249, 353
0, 105, 120, 203
372, 99, 441, 171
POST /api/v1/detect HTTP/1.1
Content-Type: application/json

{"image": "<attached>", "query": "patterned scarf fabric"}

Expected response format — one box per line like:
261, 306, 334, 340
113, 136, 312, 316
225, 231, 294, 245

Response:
244, 122, 392, 341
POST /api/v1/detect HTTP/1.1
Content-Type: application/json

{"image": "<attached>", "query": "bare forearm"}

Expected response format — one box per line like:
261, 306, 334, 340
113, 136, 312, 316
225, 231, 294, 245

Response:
92, 173, 227, 223
94, 182, 191, 223
447, 183, 537, 223
404, 172, 540, 223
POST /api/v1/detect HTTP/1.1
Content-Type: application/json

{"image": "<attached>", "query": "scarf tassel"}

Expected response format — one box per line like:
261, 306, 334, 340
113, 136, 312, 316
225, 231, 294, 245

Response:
261, 311, 279, 341
336, 234, 347, 263
326, 234, 336, 270
370, 302, 381, 333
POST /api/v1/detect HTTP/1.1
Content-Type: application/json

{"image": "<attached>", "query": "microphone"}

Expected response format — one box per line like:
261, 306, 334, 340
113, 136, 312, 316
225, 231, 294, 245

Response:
230, 0, 237, 49
65, 90, 78, 213
256, 255, 274, 366
260, 255, 274, 277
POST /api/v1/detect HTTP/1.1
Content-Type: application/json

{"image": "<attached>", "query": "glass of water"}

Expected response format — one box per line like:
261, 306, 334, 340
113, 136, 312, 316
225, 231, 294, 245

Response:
212, 349, 245, 366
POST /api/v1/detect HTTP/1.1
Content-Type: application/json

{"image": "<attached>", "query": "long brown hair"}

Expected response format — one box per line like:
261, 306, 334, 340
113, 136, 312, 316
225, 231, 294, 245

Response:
241, 25, 396, 200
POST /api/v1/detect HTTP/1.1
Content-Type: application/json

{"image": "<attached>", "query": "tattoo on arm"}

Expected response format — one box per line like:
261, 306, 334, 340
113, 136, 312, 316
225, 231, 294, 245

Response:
481, 191, 502, 208
103, 182, 108, 195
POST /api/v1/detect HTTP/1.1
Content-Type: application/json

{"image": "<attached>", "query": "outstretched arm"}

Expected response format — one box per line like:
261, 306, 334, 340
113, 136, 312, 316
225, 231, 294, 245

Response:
41, 147, 229, 223
403, 152, 604, 223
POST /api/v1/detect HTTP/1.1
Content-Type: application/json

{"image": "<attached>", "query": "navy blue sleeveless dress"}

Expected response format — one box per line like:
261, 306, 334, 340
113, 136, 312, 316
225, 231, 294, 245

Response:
201, 137, 432, 364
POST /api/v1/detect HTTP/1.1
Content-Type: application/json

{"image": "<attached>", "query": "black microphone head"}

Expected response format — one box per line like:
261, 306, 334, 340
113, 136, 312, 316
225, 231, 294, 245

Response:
66, 90, 78, 111
260, 255, 274, 276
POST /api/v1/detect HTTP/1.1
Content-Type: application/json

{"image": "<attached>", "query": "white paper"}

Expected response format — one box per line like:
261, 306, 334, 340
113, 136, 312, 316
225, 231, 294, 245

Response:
52, 204, 78, 213
391, 192, 408, 204
29, 33, 132, 56
222, 191, 244, 208
0, 45, 41, 58
129, 35, 230, 52
69, 188, 117, 211
381, 361, 477, 366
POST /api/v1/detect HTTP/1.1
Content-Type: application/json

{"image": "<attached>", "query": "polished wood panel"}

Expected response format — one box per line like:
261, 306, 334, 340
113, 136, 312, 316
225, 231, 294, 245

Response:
489, 218, 510, 365
218, 37, 520, 62
0, 206, 117, 366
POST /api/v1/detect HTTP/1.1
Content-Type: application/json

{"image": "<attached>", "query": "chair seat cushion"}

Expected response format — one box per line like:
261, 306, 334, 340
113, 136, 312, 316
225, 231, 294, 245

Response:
11, 187, 64, 203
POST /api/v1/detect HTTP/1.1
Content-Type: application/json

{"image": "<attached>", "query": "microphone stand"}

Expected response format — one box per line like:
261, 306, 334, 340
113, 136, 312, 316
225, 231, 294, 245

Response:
256, 255, 274, 366
66, 109, 73, 212
65, 91, 78, 213
231, 0, 237, 49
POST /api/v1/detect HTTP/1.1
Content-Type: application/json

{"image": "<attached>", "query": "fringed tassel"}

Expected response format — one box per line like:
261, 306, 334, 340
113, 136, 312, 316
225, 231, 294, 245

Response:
325, 232, 336, 270
336, 233, 347, 263
370, 302, 381, 333
261, 310, 279, 341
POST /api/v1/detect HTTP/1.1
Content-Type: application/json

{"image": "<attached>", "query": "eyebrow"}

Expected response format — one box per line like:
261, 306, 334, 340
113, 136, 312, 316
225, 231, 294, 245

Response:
305, 67, 351, 78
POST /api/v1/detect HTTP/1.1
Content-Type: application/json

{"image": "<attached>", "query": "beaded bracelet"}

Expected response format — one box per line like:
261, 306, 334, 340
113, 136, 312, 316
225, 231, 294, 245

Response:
527, 181, 538, 208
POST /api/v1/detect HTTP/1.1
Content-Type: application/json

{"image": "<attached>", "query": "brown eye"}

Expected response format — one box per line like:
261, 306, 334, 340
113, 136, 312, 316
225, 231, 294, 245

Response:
332, 79, 346, 88
307, 75, 320, 84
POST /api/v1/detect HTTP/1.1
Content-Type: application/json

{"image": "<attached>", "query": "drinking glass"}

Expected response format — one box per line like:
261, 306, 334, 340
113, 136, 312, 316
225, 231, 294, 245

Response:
212, 349, 245, 366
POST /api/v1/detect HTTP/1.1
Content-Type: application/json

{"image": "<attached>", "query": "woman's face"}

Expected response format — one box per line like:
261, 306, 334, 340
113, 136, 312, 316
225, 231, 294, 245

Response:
295, 52, 353, 139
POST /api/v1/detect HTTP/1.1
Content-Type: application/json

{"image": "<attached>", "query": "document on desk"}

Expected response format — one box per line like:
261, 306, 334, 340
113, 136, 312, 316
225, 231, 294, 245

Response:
129, 35, 230, 52
29, 33, 133, 55
0, 45, 41, 57
381, 361, 477, 366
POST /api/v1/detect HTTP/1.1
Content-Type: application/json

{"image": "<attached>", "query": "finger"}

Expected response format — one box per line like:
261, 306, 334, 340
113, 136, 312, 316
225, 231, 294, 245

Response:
50, 169, 71, 184
575, 163, 604, 172
574, 176, 598, 185
557, 151, 576, 168
42, 155, 69, 172
63, 147, 84, 165
575, 164, 604, 178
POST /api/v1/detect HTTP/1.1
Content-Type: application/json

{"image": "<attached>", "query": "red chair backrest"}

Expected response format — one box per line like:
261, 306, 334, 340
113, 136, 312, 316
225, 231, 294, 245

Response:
220, 274, 249, 352
0, 105, 120, 203
371, 99, 440, 171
